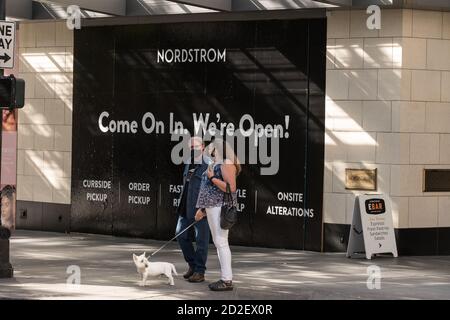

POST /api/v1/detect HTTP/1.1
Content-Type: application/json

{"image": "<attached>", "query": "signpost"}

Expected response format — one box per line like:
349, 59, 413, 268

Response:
0, 0, 14, 279
346, 194, 398, 259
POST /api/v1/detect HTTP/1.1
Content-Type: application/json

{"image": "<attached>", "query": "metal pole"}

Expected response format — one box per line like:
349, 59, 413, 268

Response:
0, 0, 13, 279
0, 0, 4, 22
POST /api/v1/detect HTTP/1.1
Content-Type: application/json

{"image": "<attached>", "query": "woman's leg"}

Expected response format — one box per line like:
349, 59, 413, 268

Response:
206, 207, 233, 281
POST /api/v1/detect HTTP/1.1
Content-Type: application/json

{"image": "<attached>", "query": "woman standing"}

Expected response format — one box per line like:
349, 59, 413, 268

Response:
195, 139, 240, 291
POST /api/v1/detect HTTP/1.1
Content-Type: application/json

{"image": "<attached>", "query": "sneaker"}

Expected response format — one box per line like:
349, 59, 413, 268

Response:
208, 280, 233, 291
188, 272, 205, 283
183, 267, 194, 280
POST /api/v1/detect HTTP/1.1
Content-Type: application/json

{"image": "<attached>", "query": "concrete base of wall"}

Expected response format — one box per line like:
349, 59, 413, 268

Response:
16, 200, 70, 233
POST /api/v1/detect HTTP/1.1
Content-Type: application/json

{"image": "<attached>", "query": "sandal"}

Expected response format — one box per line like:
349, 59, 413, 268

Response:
208, 279, 233, 291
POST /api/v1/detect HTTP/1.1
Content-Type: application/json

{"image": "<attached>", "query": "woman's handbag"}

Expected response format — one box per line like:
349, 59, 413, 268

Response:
220, 183, 238, 230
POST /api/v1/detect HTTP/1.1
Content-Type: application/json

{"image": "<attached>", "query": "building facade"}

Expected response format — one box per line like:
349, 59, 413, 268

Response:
11, 5, 450, 255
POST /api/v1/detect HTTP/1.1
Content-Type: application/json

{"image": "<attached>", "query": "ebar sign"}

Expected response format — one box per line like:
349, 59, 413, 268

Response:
346, 194, 398, 259
0, 21, 15, 69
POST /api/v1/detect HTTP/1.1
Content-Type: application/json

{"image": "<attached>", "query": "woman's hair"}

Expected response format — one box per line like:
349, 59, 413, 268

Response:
207, 138, 241, 176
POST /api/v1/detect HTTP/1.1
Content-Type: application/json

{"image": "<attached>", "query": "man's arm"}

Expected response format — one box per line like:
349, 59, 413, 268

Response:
182, 163, 189, 185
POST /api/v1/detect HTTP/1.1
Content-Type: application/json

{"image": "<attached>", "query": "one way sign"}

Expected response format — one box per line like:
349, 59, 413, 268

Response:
0, 21, 15, 69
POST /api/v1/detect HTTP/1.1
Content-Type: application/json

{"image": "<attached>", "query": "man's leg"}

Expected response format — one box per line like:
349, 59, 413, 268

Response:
193, 218, 210, 274
188, 218, 210, 283
176, 216, 196, 270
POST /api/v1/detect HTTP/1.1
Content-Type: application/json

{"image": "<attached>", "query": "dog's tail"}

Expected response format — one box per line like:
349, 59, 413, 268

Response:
171, 264, 178, 276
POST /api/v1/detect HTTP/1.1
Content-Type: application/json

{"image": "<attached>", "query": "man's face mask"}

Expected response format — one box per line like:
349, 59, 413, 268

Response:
190, 147, 202, 163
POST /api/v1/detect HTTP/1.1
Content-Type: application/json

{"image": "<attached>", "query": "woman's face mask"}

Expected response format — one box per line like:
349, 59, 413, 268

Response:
190, 147, 203, 163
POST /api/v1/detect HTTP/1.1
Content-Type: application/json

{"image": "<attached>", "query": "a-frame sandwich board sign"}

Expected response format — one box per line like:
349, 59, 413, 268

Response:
347, 194, 398, 259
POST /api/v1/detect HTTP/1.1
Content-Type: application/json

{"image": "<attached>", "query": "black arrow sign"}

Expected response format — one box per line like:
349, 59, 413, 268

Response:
0, 53, 11, 63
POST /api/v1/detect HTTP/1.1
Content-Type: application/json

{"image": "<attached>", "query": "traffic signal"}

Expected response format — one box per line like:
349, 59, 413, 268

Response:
0, 75, 25, 109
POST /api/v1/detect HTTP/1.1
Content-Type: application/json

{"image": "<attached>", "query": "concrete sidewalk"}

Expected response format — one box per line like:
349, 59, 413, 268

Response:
1, 230, 449, 300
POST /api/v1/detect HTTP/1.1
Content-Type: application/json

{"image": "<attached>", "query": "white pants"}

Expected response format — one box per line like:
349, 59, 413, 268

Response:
206, 207, 232, 281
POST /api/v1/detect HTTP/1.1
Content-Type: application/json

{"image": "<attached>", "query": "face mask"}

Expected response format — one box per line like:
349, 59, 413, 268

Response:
191, 148, 203, 163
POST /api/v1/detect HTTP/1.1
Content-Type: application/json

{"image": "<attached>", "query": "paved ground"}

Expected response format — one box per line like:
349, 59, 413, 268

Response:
0, 230, 449, 300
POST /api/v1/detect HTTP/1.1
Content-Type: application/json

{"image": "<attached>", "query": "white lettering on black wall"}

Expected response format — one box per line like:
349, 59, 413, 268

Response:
157, 48, 227, 63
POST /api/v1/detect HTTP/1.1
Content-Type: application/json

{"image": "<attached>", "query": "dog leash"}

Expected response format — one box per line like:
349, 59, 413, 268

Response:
148, 220, 199, 257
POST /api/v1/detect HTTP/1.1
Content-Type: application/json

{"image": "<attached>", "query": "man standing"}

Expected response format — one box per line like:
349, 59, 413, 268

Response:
176, 137, 210, 283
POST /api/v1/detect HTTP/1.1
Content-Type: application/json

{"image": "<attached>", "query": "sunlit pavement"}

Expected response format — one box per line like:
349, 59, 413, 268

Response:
1, 230, 450, 300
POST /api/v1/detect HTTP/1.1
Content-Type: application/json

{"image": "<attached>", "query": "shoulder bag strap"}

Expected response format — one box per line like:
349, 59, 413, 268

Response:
222, 182, 232, 206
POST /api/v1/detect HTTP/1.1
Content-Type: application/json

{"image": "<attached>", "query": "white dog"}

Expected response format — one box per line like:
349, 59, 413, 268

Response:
132, 252, 178, 286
